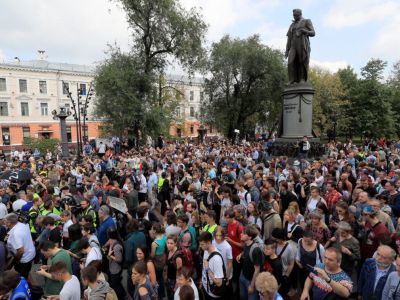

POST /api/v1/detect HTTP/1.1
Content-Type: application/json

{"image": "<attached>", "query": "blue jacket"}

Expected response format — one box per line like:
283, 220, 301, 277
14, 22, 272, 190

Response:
97, 216, 116, 246
124, 231, 146, 267
358, 258, 395, 300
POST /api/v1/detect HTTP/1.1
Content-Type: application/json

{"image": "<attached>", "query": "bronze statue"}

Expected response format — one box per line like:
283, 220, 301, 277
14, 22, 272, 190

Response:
285, 9, 315, 84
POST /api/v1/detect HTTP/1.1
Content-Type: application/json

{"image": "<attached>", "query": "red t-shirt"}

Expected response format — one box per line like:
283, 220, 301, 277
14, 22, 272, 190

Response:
227, 221, 243, 258
361, 221, 389, 259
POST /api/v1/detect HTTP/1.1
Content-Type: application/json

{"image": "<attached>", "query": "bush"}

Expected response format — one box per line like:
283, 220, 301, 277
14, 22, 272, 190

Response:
24, 138, 60, 155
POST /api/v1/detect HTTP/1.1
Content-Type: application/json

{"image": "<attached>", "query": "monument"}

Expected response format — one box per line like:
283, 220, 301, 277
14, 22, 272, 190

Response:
274, 9, 323, 156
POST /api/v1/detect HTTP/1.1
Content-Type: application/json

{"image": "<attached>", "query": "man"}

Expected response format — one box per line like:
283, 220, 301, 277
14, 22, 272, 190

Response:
97, 141, 106, 158
360, 205, 389, 261
278, 181, 297, 219
225, 209, 243, 300
43, 216, 62, 247
325, 181, 342, 214
4, 213, 35, 279
246, 179, 260, 204
124, 182, 139, 215
298, 136, 311, 159
358, 245, 396, 300
177, 214, 197, 252
186, 201, 197, 227
80, 198, 97, 228
86, 191, 100, 212
369, 199, 395, 234
238, 225, 264, 300
199, 232, 225, 300
202, 210, 218, 235
261, 202, 282, 241
76, 237, 102, 267
138, 171, 148, 203
382, 254, 400, 299
300, 247, 352, 300
147, 170, 158, 208
384, 181, 400, 219
97, 205, 116, 246
263, 238, 283, 285
285, 9, 315, 84
81, 265, 117, 299
12, 191, 27, 212
37, 240, 72, 296
358, 176, 377, 198
46, 261, 80, 300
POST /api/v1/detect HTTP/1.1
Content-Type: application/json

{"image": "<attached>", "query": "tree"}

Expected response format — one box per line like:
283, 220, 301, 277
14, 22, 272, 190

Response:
201, 35, 286, 138
24, 138, 60, 155
94, 0, 207, 139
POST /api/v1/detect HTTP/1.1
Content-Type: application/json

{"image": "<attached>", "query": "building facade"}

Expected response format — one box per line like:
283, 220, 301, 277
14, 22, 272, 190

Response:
0, 56, 216, 151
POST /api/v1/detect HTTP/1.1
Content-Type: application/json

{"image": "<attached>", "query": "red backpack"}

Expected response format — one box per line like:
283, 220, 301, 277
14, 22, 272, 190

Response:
175, 247, 193, 271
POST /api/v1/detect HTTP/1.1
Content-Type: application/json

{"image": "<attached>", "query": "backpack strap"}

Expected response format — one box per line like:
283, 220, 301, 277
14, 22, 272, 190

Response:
206, 251, 226, 292
277, 242, 289, 259
316, 241, 322, 262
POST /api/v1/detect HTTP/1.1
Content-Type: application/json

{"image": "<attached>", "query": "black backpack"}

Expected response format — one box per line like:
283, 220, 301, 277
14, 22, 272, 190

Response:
206, 252, 228, 297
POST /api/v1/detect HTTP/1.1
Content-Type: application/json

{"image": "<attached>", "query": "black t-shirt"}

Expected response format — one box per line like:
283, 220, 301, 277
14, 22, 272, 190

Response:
264, 256, 283, 284
242, 243, 264, 280
49, 227, 62, 245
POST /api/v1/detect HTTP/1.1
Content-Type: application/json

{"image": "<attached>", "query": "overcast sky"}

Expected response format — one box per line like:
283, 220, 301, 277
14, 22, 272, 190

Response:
0, 0, 399, 75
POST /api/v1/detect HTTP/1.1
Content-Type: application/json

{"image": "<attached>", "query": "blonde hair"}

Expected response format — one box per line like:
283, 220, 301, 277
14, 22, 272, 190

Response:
288, 201, 300, 214
255, 272, 278, 296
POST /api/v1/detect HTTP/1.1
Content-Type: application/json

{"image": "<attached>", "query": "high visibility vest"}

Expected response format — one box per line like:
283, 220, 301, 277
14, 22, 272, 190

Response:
28, 207, 39, 234
203, 223, 218, 234
158, 178, 165, 192
83, 205, 97, 228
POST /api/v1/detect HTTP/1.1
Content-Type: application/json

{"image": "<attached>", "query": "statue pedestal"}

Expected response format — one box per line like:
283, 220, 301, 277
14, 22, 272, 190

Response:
281, 83, 314, 139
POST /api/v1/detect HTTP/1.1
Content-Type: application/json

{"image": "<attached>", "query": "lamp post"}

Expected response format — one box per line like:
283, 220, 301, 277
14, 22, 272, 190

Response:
198, 124, 206, 144
52, 106, 71, 158
62, 81, 94, 157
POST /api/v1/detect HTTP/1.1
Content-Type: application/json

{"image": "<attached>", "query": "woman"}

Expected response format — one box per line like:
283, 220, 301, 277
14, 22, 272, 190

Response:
304, 186, 326, 218
166, 235, 183, 300
296, 231, 325, 287
0, 270, 31, 300
247, 201, 262, 229
260, 191, 279, 213
283, 208, 304, 247
132, 261, 158, 300
255, 272, 284, 300
151, 223, 167, 299
81, 223, 100, 248
165, 211, 181, 236
104, 227, 126, 300
324, 221, 360, 276
174, 267, 199, 300
288, 201, 306, 227
329, 201, 352, 231
305, 211, 331, 244
136, 245, 157, 288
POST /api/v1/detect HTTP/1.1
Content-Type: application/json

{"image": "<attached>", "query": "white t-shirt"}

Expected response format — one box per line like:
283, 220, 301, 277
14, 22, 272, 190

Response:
62, 220, 74, 237
174, 279, 200, 300
60, 275, 81, 300
0, 203, 7, 219
212, 240, 233, 279
12, 199, 27, 212
85, 246, 102, 267
7, 222, 36, 263
202, 250, 224, 298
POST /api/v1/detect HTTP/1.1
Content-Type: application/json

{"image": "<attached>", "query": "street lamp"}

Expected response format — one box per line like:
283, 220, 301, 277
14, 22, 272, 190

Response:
52, 106, 71, 158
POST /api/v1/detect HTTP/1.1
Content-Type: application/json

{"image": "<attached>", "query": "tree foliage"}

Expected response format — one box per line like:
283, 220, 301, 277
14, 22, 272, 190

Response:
201, 35, 286, 138
24, 138, 60, 154
94, 0, 207, 138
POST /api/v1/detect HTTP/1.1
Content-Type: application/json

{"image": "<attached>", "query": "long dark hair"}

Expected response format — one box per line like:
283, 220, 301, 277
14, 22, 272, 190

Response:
107, 226, 123, 244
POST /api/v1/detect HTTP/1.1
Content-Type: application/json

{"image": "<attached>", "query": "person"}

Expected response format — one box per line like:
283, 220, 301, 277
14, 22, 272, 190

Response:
238, 225, 264, 300
177, 214, 197, 252
306, 211, 331, 245
260, 202, 282, 241
37, 240, 72, 296
46, 261, 80, 300
300, 247, 353, 300
131, 260, 158, 300
166, 235, 183, 300
212, 226, 233, 282
81, 265, 118, 300
255, 272, 284, 300
324, 221, 360, 276
382, 254, 400, 299
358, 245, 396, 300
263, 238, 283, 285
202, 210, 218, 236
285, 8, 315, 84
81, 223, 100, 249
150, 222, 167, 299
80, 199, 97, 228
97, 205, 116, 246
4, 213, 36, 279
76, 237, 102, 268
136, 245, 157, 288
0, 270, 31, 300
104, 226, 126, 300
174, 267, 200, 300
199, 231, 225, 300
178, 285, 195, 300
298, 136, 311, 159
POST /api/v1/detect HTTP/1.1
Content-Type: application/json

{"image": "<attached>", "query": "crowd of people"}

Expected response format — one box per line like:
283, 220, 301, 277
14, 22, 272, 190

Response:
0, 136, 400, 300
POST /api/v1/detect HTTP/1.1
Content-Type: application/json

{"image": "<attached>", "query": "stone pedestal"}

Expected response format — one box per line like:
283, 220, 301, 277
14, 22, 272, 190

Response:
281, 83, 315, 139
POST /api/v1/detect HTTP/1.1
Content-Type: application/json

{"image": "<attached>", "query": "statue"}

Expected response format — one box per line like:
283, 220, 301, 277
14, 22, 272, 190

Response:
285, 9, 315, 84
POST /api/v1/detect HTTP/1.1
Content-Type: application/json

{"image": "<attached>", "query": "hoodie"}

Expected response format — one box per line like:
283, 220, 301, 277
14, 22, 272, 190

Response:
89, 280, 115, 300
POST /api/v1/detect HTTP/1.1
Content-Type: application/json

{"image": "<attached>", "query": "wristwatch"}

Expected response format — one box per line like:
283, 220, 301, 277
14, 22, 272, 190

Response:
326, 277, 332, 283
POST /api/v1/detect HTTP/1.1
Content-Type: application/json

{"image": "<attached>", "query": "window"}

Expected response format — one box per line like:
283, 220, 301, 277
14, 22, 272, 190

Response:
190, 107, 195, 117
19, 79, 27, 93
39, 81, 47, 94
83, 125, 88, 141
80, 84, 86, 96
0, 78, 6, 91
21, 102, 29, 116
2, 127, 10, 145
209, 125, 213, 133
66, 127, 72, 142
22, 127, 30, 143
190, 125, 194, 134
200, 91, 204, 102
175, 106, 180, 117
62, 82, 69, 95
190, 91, 194, 101
65, 103, 70, 114
0, 102, 8, 116
40, 103, 48, 116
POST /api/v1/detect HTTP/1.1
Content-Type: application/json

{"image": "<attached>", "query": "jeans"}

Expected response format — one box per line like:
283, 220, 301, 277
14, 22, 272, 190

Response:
155, 268, 165, 299
239, 272, 258, 300
15, 259, 33, 279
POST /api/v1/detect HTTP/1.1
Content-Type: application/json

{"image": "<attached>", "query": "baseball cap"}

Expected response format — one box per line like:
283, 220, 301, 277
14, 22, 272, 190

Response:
362, 205, 375, 215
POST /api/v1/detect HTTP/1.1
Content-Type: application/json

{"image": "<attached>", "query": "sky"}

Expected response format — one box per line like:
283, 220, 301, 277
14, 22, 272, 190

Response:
0, 0, 399, 75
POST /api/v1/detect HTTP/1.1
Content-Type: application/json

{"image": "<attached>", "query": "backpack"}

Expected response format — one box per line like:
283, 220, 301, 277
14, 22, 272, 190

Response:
136, 277, 158, 300
132, 174, 141, 191
249, 237, 264, 264
206, 251, 228, 297
176, 247, 194, 271
105, 288, 118, 300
